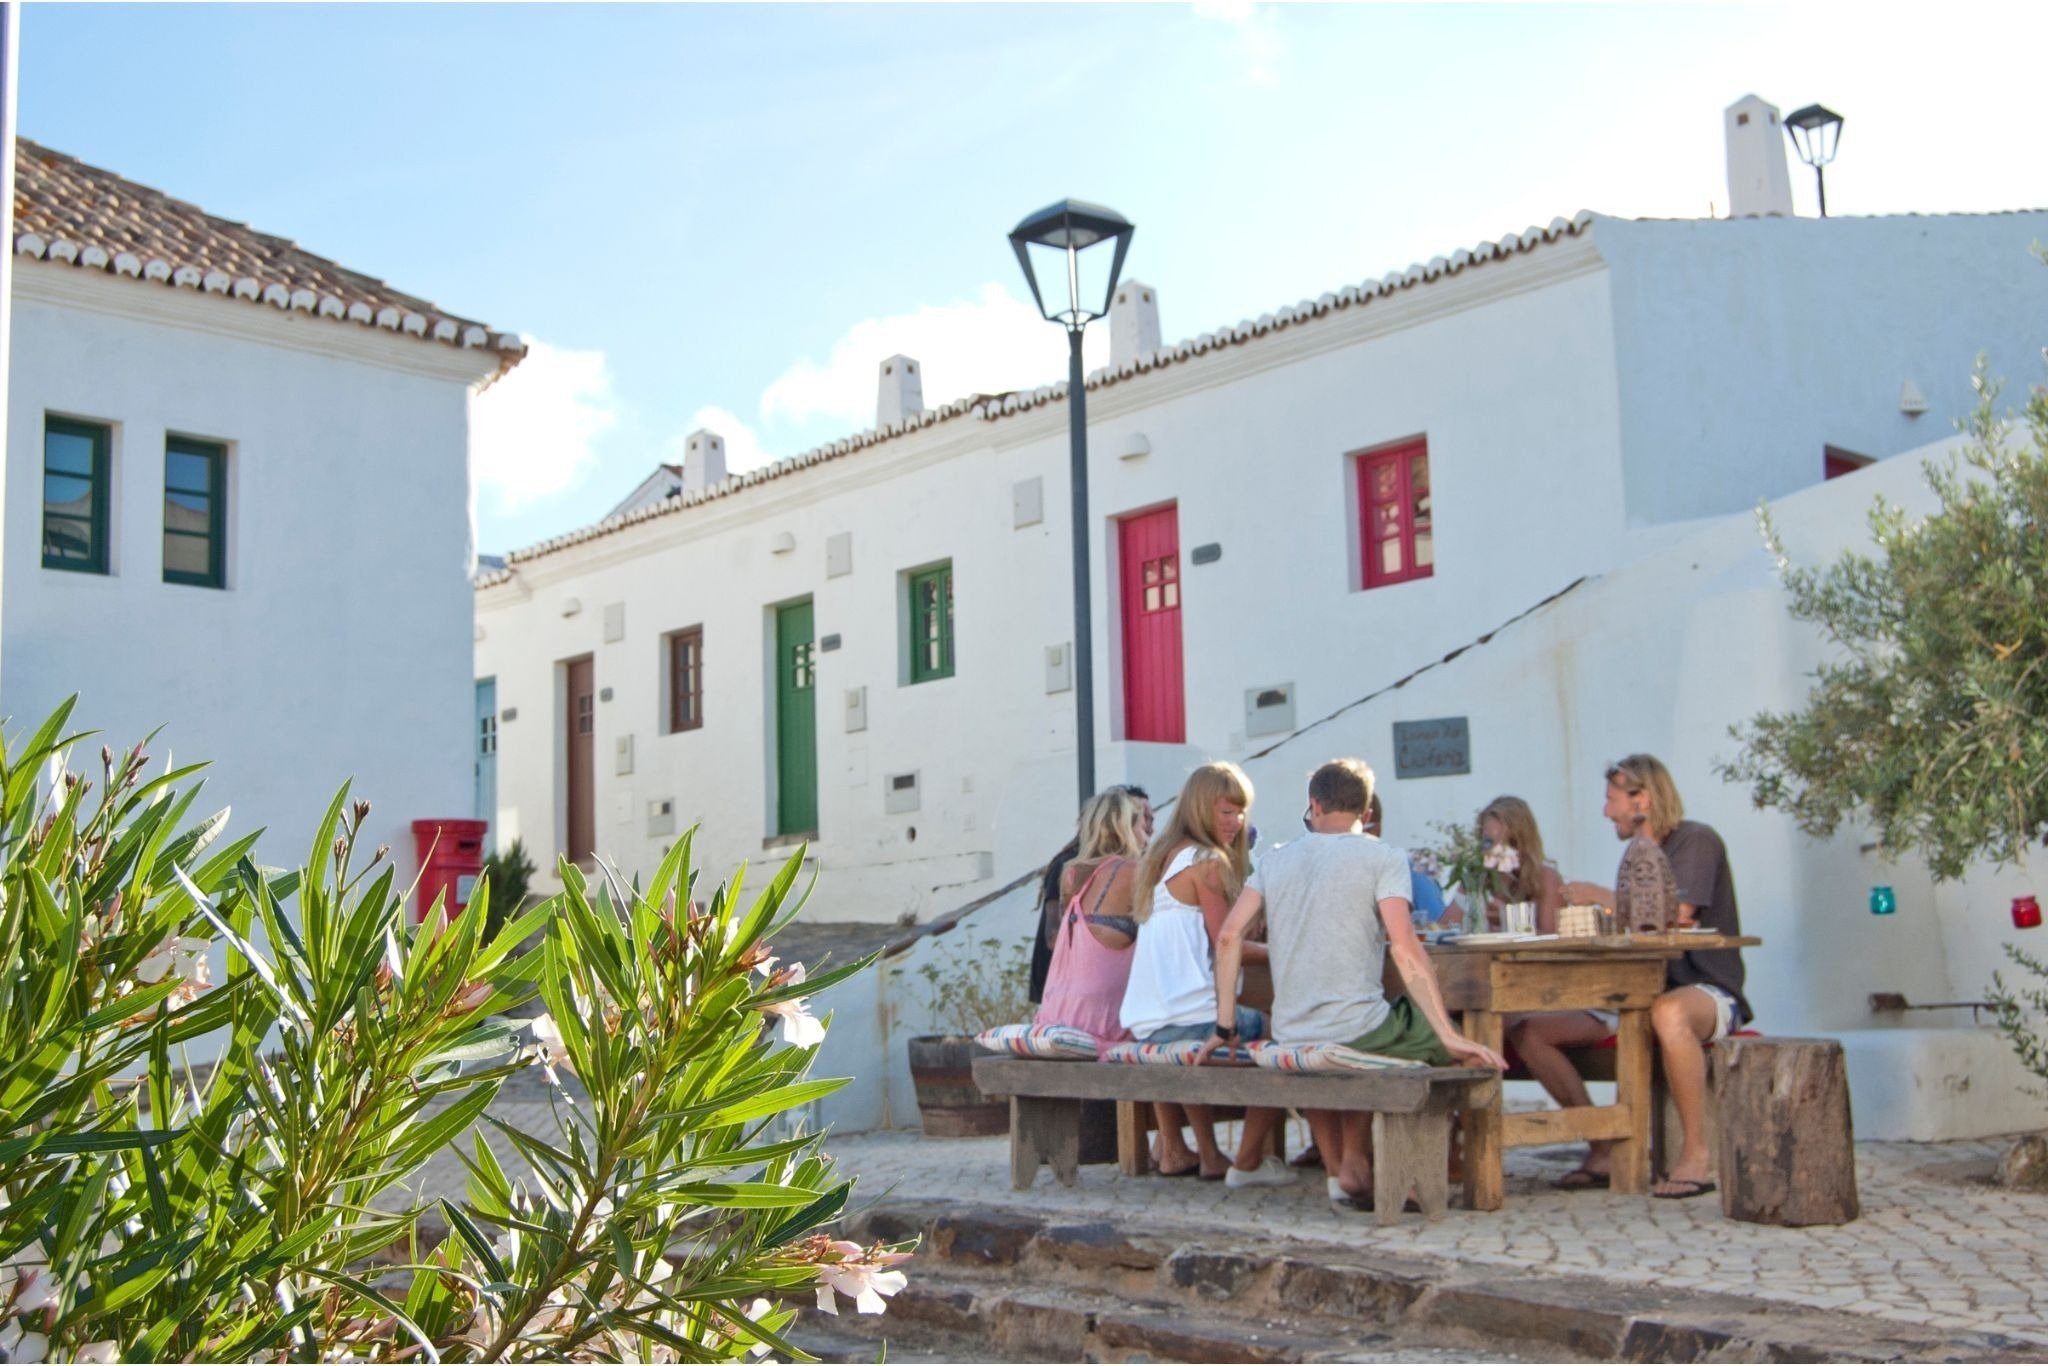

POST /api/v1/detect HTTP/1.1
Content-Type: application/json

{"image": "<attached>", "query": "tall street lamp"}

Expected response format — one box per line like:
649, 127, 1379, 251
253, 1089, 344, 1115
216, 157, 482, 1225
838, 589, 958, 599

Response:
1009, 199, 1135, 812
1785, 104, 1844, 217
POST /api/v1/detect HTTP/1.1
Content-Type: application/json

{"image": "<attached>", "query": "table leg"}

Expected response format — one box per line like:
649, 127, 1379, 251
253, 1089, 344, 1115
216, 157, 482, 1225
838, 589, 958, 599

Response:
1612, 1007, 1654, 1195
1461, 1008, 1505, 1212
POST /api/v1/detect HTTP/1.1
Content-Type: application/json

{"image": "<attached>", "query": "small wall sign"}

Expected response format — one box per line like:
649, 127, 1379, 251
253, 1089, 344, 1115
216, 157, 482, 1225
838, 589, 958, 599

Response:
1393, 717, 1470, 779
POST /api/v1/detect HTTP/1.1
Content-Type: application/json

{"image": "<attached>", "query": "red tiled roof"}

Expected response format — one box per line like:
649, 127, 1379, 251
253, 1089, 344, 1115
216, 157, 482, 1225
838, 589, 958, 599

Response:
11, 138, 523, 371
475, 211, 1599, 584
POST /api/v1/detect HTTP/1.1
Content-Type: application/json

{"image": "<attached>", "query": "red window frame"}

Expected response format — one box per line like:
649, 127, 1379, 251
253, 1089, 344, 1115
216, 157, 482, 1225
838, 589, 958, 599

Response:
1356, 438, 1433, 589
1823, 445, 1873, 481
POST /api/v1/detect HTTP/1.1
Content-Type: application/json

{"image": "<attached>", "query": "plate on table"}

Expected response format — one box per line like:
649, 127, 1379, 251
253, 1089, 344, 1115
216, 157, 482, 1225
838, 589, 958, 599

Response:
1677, 926, 1717, 934
1454, 932, 1541, 946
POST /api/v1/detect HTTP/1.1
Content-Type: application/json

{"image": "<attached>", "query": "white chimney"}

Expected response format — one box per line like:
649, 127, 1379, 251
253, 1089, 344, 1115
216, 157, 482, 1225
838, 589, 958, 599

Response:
1110, 280, 1161, 367
681, 429, 727, 491
1725, 94, 1794, 218
877, 354, 924, 429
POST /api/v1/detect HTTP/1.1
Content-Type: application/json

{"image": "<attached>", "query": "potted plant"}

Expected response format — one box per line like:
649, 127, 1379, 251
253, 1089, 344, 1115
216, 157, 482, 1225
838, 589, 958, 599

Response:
895, 934, 1030, 1137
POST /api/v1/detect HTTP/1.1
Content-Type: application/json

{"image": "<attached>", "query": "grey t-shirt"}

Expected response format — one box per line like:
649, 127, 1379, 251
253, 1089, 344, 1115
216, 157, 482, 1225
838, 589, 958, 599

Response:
1247, 833, 1413, 1046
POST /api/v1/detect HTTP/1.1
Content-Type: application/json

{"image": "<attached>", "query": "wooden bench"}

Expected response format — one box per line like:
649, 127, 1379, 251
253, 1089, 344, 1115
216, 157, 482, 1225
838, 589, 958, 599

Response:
972, 1056, 1491, 1225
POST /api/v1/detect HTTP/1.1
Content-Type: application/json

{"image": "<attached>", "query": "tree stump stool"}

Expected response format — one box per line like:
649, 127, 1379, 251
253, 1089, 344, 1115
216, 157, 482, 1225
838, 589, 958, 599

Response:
1711, 1036, 1859, 1226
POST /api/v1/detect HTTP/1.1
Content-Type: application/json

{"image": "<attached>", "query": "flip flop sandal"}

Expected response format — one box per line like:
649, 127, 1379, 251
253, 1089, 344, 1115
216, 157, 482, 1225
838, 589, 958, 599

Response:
1197, 1167, 1230, 1182
1553, 1168, 1611, 1191
1652, 1179, 1717, 1200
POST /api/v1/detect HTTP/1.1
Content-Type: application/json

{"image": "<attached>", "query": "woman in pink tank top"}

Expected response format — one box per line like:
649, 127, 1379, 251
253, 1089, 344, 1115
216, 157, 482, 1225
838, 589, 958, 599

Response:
1034, 788, 1151, 1053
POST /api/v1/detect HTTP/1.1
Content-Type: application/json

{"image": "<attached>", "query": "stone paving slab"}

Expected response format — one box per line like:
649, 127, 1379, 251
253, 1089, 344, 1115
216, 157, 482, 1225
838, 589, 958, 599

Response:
386, 1066, 2048, 1352
822, 1120, 2048, 1350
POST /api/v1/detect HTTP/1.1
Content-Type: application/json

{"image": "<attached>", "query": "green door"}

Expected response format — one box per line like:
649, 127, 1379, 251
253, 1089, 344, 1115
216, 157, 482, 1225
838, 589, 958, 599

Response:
774, 600, 818, 835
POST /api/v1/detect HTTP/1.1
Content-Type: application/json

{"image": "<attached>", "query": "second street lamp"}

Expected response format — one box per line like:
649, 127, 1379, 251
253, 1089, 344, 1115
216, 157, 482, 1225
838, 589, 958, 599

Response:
1785, 104, 1844, 217
1009, 199, 1135, 813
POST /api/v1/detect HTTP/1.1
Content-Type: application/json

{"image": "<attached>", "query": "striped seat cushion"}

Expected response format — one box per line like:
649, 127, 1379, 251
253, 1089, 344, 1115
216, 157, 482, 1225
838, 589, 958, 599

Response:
1100, 1040, 1257, 1066
1248, 1041, 1427, 1072
973, 1023, 1099, 1061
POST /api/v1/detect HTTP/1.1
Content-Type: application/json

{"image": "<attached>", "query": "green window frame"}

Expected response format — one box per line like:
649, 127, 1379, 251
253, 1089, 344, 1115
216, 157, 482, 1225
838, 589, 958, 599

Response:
908, 562, 955, 684
42, 416, 111, 575
163, 436, 227, 589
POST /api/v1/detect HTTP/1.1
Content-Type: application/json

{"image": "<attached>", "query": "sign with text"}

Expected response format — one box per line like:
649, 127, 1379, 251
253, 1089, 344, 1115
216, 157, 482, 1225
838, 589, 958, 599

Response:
1393, 717, 1470, 779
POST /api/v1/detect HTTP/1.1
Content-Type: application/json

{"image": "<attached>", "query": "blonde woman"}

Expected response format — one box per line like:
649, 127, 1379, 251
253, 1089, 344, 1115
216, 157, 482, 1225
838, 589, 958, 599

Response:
1119, 763, 1287, 1186
1033, 787, 1154, 1052
1535, 755, 1750, 1198
1447, 796, 1566, 933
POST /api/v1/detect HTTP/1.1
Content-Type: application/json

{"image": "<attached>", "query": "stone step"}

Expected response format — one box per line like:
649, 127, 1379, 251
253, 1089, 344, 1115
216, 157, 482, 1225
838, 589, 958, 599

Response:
842, 1200, 2048, 1364
796, 1264, 1514, 1364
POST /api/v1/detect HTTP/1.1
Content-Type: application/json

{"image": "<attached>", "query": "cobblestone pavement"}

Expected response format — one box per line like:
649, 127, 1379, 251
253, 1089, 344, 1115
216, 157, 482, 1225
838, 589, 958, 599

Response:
394, 1069, 2048, 1349
820, 1121, 2048, 1349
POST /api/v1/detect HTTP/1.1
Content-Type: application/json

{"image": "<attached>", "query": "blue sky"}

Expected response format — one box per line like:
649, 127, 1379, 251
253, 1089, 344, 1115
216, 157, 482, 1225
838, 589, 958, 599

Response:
21, 3, 2048, 553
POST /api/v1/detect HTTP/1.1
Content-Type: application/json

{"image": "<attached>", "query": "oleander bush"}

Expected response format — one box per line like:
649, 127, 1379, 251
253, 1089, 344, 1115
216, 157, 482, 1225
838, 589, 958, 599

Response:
0, 698, 906, 1362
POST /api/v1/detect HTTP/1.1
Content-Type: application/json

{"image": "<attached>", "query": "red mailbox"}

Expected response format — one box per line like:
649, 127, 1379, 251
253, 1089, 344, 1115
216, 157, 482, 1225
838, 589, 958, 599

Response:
412, 818, 490, 924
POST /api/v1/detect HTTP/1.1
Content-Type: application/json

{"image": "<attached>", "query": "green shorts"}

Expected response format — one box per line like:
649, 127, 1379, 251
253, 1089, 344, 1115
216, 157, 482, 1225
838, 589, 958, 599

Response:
1345, 996, 1453, 1067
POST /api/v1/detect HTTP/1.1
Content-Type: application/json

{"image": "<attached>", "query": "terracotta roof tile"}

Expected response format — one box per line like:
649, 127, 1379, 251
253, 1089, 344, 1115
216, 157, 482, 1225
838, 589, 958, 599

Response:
12, 138, 523, 371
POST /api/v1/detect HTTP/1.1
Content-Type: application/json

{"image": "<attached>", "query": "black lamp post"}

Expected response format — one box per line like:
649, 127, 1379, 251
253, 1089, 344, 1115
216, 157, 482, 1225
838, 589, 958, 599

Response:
1784, 104, 1844, 217
1009, 199, 1135, 812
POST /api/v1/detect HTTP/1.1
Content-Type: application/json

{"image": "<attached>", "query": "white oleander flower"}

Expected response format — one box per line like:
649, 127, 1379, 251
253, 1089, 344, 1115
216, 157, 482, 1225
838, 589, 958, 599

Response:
526, 1013, 575, 1084
761, 964, 826, 1048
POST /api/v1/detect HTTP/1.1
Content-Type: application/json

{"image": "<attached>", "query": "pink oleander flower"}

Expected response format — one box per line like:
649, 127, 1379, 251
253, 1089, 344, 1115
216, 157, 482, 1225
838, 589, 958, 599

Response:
810, 1240, 909, 1316
1483, 843, 1521, 876
761, 964, 825, 1048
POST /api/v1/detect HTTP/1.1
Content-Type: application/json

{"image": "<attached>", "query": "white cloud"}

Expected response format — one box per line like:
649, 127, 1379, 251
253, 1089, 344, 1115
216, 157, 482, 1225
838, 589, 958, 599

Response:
1193, 0, 1283, 85
674, 405, 775, 476
472, 338, 620, 512
757, 282, 1109, 435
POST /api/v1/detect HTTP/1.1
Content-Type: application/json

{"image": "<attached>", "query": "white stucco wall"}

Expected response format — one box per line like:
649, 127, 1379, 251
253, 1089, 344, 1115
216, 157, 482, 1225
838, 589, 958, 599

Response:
475, 238, 1632, 922
1598, 211, 2048, 525
4, 267, 497, 886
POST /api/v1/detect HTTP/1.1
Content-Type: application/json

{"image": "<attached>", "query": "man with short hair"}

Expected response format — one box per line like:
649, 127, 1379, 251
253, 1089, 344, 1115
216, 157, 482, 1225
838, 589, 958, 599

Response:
1200, 759, 1505, 1205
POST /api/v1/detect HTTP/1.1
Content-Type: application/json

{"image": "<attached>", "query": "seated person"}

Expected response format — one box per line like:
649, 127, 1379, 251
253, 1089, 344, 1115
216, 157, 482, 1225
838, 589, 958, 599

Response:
1121, 762, 1283, 1184
1031, 784, 1149, 1003
1202, 758, 1505, 1206
1531, 754, 1750, 1198
1035, 787, 1152, 1052
1445, 796, 1566, 933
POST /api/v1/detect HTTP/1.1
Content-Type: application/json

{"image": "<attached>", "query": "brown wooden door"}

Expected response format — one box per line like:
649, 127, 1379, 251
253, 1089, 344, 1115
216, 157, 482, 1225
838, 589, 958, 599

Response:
565, 655, 595, 865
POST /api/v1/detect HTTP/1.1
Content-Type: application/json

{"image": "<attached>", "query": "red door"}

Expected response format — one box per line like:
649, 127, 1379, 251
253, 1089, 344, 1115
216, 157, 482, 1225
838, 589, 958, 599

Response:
1119, 506, 1184, 743
565, 655, 595, 865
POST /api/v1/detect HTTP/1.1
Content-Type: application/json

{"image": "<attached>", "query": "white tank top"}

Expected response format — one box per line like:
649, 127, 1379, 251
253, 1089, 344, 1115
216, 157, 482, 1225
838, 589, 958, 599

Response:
1119, 846, 1221, 1037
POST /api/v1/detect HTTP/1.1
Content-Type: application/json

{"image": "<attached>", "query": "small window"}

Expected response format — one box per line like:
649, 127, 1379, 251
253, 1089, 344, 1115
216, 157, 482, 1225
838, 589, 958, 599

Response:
163, 436, 227, 588
43, 417, 111, 575
908, 562, 955, 683
1356, 438, 1433, 589
666, 626, 704, 733
1824, 445, 1873, 481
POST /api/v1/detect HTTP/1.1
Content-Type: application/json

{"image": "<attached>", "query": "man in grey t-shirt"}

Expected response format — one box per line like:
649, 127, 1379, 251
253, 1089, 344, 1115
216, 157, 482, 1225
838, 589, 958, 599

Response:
1201, 759, 1504, 1205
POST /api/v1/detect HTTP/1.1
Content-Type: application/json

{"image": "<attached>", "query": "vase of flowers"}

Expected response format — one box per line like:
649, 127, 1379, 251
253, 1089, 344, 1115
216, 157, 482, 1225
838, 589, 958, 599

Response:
1427, 822, 1520, 933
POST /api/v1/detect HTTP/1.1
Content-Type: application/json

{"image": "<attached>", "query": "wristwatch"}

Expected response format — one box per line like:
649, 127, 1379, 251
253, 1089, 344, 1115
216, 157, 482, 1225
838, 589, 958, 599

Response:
1212, 1023, 1239, 1042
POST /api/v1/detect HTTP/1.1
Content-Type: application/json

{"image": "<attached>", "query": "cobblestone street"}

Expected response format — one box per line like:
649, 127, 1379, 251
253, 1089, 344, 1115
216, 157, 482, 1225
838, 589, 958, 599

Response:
824, 1123, 2048, 1349
398, 1067, 2048, 1354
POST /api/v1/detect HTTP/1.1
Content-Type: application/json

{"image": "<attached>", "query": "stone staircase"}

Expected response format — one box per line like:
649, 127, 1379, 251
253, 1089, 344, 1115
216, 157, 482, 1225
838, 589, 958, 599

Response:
795, 1199, 2044, 1364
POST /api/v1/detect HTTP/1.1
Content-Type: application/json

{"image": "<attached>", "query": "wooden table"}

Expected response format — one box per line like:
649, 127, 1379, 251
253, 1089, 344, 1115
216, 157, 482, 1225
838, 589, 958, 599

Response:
1427, 933, 1760, 1209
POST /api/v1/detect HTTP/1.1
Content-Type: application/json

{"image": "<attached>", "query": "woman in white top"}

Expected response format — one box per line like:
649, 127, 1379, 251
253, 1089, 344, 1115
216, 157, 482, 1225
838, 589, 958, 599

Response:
1121, 762, 1283, 1184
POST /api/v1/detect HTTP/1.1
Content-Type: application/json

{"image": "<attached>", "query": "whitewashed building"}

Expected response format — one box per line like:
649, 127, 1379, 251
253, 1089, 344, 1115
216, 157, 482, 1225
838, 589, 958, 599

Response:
4, 138, 525, 886
475, 101, 2048, 1137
